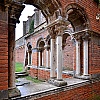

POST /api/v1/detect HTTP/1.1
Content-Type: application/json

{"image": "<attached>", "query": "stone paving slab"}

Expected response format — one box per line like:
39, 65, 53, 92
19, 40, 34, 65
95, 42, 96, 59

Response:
16, 78, 57, 97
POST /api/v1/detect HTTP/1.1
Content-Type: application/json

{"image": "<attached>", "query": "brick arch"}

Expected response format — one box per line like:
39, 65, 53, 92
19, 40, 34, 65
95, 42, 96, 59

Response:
65, 3, 90, 32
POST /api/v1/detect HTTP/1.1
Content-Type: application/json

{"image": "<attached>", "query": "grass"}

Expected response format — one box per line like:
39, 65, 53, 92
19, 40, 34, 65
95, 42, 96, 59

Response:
25, 76, 42, 83
15, 62, 23, 72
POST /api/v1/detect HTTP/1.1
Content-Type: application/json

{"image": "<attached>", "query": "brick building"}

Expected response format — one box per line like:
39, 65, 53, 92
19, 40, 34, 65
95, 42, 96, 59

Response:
0, 0, 100, 99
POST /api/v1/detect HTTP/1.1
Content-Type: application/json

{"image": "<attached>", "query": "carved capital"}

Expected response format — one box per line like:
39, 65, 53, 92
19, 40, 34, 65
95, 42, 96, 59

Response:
82, 33, 90, 41
8, 1, 25, 26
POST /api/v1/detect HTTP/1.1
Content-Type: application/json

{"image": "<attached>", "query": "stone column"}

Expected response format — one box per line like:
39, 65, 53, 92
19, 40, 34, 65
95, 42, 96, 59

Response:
46, 50, 49, 67
50, 38, 56, 78
76, 40, 81, 75
8, 16, 16, 89
56, 35, 63, 80
28, 50, 32, 65
38, 51, 41, 66
83, 38, 89, 76
8, 3, 25, 98
42, 51, 44, 66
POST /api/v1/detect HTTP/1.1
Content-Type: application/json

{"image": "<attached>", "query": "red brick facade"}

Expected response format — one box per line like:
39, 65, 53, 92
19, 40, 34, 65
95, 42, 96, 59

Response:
33, 81, 100, 100
0, 11, 8, 91
0, 0, 99, 99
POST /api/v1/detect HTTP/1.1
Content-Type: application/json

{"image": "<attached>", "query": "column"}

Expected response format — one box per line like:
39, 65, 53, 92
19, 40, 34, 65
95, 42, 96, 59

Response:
56, 35, 63, 80
50, 38, 56, 78
42, 51, 44, 66
8, 3, 24, 98
28, 51, 32, 65
76, 40, 81, 75
8, 18, 16, 89
83, 39, 89, 76
46, 50, 49, 67
38, 51, 41, 66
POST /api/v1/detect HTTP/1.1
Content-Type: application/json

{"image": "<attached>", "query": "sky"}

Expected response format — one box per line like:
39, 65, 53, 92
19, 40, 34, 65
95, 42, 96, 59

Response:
15, 5, 35, 40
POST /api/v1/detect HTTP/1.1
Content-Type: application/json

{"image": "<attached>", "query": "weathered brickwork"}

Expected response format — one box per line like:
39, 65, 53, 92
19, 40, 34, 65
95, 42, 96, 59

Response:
15, 46, 25, 64
0, 12, 8, 91
60, 0, 100, 33
89, 33, 100, 74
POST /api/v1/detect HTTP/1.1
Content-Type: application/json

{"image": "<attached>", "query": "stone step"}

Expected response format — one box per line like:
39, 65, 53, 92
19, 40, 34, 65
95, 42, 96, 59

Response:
15, 71, 28, 78
15, 71, 27, 75
16, 73, 28, 77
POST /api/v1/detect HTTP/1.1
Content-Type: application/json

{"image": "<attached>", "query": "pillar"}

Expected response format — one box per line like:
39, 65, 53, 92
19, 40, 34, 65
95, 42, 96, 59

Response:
46, 50, 49, 67
42, 51, 44, 66
8, 3, 25, 98
83, 39, 89, 76
76, 40, 81, 75
50, 38, 56, 78
28, 51, 32, 65
38, 51, 41, 66
56, 35, 63, 80
8, 17, 16, 89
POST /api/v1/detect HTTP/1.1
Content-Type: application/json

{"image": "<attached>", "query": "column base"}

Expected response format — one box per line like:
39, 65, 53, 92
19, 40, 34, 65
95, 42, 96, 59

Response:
8, 87, 21, 98
48, 78, 67, 87
75, 75, 91, 80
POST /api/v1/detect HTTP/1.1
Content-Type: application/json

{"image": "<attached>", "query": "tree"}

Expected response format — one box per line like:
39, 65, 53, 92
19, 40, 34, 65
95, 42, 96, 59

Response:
29, 20, 34, 33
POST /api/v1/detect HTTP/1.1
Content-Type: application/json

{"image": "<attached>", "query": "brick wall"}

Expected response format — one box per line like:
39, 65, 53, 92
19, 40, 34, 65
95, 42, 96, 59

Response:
0, 8, 8, 91
29, 68, 71, 81
63, 36, 75, 70
15, 45, 25, 64
60, 0, 100, 33
89, 33, 100, 74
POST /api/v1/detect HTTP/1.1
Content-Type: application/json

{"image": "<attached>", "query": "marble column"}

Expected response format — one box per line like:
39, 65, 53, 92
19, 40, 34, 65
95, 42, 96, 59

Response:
83, 39, 89, 76
46, 50, 49, 67
28, 51, 32, 65
38, 51, 41, 66
50, 38, 56, 78
56, 35, 63, 80
42, 51, 44, 66
76, 40, 81, 75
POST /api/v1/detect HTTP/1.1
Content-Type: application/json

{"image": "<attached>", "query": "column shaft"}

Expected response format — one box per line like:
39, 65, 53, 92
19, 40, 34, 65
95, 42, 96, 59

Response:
50, 39, 56, 78
8, 23, 16, 88
38, 51, 41, 66
76, 40, 81, 75
46, 50, 49, 67
83, 40, 89, 75
56, 36, 62, 80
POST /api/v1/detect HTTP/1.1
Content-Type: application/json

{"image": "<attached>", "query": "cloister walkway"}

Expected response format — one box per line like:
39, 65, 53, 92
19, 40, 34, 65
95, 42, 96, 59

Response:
11, 77, 89, 100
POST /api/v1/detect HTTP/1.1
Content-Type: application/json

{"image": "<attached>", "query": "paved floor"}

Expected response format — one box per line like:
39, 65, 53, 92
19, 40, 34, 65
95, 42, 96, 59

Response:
16, 77, 89, 97
16, 78, 57, 97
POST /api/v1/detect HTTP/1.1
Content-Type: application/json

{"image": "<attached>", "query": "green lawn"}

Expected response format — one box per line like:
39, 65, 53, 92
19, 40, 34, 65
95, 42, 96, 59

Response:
26, 76, 42, 83
15, 62, 23, 72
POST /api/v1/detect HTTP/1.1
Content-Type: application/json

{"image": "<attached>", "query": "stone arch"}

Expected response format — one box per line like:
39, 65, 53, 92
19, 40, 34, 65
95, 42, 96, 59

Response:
26, 42, 32, 66
65, 3, 90, 32
23, 0, 61, 22
36, 37, 45, 67
36, 37, 45, 49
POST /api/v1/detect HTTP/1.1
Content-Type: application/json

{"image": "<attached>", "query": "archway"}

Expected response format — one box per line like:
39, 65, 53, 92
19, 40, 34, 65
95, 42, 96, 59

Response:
36, 38, 45, 67
65, 4, 90, 77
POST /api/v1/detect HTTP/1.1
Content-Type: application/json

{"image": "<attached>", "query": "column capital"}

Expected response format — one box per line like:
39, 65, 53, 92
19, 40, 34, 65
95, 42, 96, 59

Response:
44, 45, 50, 51
7, 1, 25, 26
82, 33, 91, 41
47, 16, 70, 38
